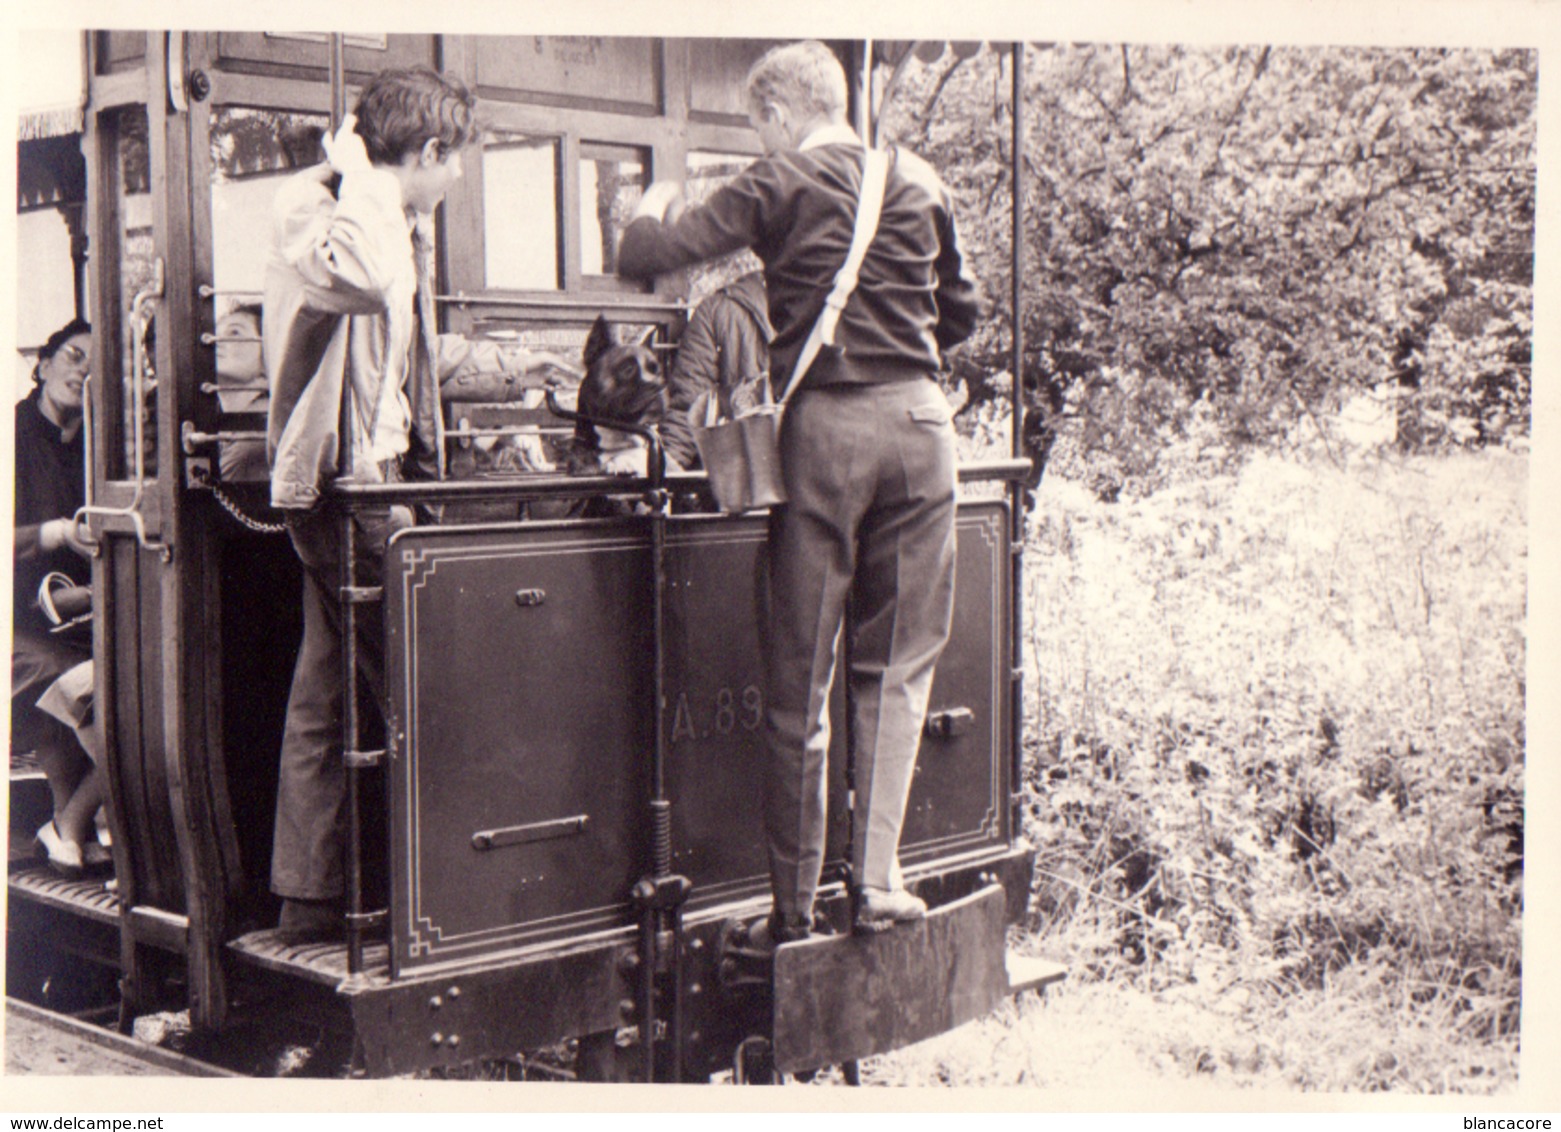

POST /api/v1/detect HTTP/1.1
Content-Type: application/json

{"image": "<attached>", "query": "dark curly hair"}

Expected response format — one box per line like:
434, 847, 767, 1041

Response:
353, 66, 478, 166
33, 317, 92, 384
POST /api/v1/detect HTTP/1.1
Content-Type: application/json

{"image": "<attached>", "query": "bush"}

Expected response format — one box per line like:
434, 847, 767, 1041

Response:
1021, 448, 1525, 1077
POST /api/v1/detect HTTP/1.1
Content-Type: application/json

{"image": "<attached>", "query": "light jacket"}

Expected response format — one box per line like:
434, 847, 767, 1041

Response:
265, 164, 549, 510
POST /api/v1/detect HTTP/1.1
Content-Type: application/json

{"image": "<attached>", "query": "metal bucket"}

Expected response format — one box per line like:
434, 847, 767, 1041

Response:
689, 393, 786, 513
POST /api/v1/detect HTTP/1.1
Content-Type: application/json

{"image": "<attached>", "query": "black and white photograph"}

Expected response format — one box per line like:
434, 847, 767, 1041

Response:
3, 0, 1556, 1117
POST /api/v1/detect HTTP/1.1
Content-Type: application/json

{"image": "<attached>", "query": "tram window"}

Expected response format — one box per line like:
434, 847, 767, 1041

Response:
209, 107, 329, 318
15, 209, 78, 400
683, 150, 763, 307
483, 133, 561, 291
444, 319, 662, 479
205, 107, 331, 472
103, 104, 154, 480
579, 143, 647, 282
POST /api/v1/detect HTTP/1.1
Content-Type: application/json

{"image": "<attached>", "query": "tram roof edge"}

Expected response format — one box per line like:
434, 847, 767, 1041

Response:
19, 105, 85, 142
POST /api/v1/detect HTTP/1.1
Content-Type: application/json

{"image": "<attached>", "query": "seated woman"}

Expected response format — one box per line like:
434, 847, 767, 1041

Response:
12, 319, 109, 875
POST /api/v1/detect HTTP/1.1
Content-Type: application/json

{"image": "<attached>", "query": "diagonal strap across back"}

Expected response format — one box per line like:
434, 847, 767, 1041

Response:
777, 147, 892, 405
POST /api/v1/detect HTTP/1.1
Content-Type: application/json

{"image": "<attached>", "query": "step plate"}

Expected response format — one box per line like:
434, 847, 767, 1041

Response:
7, 863, 122, 926
772, 884, 1008, 1074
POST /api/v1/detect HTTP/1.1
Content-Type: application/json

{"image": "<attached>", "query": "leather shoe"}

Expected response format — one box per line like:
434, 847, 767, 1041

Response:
276, 898, 344, 944
745, 913, 811, 952
35, 822, 85, 878
854, 886, 926, 934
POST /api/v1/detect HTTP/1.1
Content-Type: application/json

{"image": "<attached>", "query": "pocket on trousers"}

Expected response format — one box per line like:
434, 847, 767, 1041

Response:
908, 403, 952, 427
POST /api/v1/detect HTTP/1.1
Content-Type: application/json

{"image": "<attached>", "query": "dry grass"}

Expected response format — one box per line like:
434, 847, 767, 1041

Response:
861, 444, 1527, 1094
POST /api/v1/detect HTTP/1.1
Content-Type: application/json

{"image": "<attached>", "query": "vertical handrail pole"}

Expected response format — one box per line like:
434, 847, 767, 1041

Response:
341, 505, 365, 974
646, 437, 669, 1082
649, 433, 667, 809
542, 394, 688, 1080
1008, 42, 1028, 834
329, 34, 347, 132
328, 34, 365, 973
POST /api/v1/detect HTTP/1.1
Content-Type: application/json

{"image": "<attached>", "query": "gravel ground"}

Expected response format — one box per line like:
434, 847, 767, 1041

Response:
6, 1003, 179, 1076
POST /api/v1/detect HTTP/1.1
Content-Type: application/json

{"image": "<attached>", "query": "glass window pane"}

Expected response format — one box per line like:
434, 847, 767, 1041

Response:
484, 134, 560, 290
580, 143, 646, 279
207, 107, 331, 479
113, 104, 154, 480
15, 208, 78, 399
210, 107, 328, 311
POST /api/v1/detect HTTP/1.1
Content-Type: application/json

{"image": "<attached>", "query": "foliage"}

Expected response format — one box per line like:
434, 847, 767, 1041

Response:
984, 446, 1524, 1092
879, 43, 1535, 490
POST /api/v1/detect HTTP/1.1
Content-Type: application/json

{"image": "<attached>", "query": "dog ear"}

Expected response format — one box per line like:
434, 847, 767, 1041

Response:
634, 325, 658, 350
583, 316, 614, 371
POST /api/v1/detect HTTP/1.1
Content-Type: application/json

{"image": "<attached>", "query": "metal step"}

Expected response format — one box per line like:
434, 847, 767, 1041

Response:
227, 928, 391, 988
1007, 953, 1068, 995
769, 887, 1069, 1073
7, 862, 122, 926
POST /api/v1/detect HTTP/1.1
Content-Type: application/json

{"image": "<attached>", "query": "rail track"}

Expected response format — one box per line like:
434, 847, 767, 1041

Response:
5, 999, 241, 1077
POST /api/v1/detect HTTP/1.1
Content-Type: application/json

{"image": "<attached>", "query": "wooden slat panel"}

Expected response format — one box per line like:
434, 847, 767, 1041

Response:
475, 36, 661, 113
128, 904, 189, 953
8, 865, 124, 926
212, 32, 431, 79
688, 39, 777, 121
106, 538, 158, 906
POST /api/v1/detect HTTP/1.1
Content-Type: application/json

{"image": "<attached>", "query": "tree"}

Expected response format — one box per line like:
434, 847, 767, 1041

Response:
878, 43, 1536, 492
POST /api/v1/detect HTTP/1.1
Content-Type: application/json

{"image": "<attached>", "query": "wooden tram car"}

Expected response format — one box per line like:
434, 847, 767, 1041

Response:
7, 31, 1059, 1079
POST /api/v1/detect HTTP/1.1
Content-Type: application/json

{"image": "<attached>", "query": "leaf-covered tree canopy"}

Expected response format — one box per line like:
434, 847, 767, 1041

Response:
878, 43, 1535, 489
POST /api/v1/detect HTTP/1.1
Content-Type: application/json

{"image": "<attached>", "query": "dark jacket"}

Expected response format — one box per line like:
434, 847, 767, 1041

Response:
663, 271, 773, 469
618, 125, 981, 392
13, 388, 88, 637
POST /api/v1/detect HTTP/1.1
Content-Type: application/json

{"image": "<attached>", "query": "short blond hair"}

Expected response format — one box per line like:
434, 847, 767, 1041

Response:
745, 40, 847, 123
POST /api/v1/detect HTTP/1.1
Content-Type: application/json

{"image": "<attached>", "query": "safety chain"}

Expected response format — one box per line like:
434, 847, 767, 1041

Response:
206, 478, 288, 534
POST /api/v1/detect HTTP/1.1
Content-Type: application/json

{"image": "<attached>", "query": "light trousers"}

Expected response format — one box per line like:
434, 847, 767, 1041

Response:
763, 377, 957, 927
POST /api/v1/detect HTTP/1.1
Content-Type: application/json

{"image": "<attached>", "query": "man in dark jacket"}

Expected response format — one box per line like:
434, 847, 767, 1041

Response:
662, 270, 772, 471
618, 40, 981, 941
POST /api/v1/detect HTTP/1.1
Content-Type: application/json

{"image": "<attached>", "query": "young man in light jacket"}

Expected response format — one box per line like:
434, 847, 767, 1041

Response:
264, 65, 578, 940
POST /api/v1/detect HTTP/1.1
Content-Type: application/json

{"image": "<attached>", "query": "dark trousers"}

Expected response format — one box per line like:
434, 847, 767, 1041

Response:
763, 377, 957, 925
12, 629, 92, 754
270, 506, 402, 902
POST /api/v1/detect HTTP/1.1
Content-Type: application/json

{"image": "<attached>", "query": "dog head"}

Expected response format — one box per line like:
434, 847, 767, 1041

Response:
575, 316, 665, 452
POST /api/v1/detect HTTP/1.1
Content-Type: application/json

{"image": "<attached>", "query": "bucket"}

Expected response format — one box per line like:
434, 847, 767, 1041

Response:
689, 391, 786, 513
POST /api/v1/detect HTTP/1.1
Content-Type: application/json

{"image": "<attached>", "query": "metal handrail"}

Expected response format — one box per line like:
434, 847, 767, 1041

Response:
437, 292, 689, 314
325, 457, 1032, 511
540, 387, 683, 1080
76, 258, 171, 560
1008, 41, 1029, 841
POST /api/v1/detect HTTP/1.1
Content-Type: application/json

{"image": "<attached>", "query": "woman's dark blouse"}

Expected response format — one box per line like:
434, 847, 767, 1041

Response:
13, 387, 88, 636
